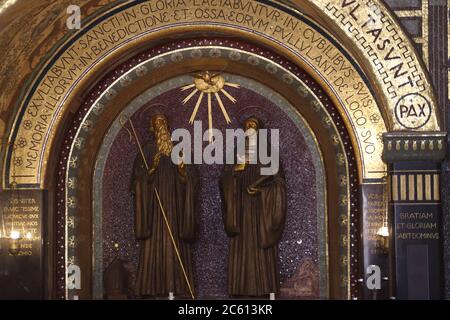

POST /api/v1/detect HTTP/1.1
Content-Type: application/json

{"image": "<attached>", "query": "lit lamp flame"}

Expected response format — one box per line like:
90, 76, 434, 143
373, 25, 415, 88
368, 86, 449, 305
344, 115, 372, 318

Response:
9, 230, 20, 255
376, 226, 389, 237
10, 230, 20, 240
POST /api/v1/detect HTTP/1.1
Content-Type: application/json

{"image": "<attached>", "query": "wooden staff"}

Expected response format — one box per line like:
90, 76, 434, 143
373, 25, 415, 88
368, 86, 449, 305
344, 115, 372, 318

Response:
154, 187, 195, 300
119, 115, 149, 170
120, 115, 195, 300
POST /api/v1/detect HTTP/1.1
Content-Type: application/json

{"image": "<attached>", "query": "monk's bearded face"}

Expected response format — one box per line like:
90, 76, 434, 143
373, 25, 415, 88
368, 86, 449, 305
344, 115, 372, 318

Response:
245, 119, 259, 136
152, 117, 173, 156
238, 118, 259, 164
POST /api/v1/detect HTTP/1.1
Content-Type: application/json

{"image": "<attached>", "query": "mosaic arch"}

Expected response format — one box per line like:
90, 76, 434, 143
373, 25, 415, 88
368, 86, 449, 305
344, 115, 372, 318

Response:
57, 40, 359, 299
1, 0, 444, 190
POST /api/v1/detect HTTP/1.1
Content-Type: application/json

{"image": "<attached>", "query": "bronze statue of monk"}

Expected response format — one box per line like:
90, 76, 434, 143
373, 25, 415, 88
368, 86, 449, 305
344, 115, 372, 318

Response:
221, 117, 287, 297
132, 114, 197, 298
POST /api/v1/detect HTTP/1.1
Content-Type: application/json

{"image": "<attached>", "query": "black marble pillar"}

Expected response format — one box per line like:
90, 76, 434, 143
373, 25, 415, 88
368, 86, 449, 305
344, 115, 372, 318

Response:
0, 190, 45, 299
384, 132, 446, 299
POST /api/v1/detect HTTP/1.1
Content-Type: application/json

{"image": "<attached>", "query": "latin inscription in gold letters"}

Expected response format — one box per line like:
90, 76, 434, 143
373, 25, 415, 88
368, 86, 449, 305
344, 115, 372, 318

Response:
0, 191, 43, 256
5, 0, 404, 187
318, 0, 440, 131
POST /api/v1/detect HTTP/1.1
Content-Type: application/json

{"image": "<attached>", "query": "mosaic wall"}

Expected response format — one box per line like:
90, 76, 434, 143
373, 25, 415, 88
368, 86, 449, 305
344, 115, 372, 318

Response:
385, 1, 448, 124
53, 33, 362, 299
101, 86, 323, 299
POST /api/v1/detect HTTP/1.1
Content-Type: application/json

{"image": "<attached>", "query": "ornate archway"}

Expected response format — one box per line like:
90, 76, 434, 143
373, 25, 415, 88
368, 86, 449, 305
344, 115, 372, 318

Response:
0, 0, 445, 300
53, 39, 360, 299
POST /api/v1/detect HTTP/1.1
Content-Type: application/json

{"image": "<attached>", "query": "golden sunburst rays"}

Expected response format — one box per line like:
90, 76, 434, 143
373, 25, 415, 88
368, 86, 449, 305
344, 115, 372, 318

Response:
181, 71, 240, 142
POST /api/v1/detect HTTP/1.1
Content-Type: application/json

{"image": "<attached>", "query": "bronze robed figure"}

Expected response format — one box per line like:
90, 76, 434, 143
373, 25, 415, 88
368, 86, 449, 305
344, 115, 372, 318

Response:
132, 114, 197, 297
221, 117, 287, 297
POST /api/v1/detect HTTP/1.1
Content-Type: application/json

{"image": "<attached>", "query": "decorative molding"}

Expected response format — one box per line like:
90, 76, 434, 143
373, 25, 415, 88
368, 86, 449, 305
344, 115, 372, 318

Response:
390, 172, 440, 202
383, 132, 447, 162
